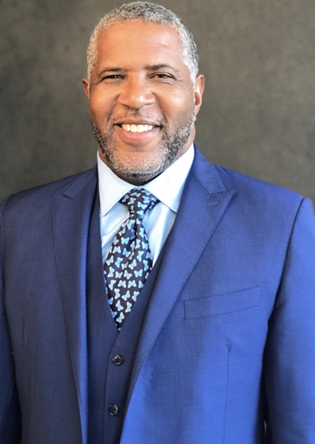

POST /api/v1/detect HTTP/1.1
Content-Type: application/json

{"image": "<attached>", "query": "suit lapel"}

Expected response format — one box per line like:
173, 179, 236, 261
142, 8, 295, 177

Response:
53, 167, 97, 444
126, 150, 234, 409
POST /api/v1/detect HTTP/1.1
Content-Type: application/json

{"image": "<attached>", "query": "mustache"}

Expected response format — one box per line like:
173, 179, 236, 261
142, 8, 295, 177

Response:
110, 110, 166, 126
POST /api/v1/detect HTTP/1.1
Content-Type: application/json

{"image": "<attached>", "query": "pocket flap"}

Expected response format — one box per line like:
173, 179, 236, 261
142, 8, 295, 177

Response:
184, 286, 261, 319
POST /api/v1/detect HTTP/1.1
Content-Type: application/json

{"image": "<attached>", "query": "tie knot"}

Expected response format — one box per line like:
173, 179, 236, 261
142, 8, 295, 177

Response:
120, 188, 158, 219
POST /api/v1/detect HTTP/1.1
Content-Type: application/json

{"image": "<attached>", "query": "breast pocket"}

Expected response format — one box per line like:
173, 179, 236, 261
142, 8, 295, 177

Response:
184, 286, 261, 319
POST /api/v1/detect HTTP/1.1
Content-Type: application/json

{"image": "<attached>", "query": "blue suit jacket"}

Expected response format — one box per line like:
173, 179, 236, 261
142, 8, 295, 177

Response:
1, 148, 315, 443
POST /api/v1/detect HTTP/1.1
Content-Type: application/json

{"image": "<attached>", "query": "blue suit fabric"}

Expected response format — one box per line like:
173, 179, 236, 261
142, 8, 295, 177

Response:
1, 147, 315, 444
86, 190, 167, 444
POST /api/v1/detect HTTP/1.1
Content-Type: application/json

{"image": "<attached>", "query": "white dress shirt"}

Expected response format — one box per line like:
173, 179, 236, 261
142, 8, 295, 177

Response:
97, 144, 194, 266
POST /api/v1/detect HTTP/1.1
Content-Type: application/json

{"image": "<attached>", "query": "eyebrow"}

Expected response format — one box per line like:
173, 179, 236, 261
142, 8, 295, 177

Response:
98, 67, 123, 76
98, 64, 178, 76
145, 64, 178, 72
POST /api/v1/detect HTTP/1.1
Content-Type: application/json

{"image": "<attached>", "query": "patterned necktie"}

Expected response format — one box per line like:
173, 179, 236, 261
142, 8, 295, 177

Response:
104, 188, 159, 329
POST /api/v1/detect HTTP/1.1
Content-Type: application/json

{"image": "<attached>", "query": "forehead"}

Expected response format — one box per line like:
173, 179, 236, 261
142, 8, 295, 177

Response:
94, 20, 185, 68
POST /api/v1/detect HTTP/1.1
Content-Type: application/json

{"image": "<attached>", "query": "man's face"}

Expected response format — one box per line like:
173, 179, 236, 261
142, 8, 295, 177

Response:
83, 20, 204, 184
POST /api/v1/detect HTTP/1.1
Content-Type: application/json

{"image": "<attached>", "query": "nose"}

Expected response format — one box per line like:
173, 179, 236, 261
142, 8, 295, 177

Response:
117, 75, 155, 110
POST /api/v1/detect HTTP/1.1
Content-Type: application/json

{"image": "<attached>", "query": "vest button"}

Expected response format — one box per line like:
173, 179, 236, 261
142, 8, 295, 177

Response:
108, 404, 120, 416
112, 354, 124, 366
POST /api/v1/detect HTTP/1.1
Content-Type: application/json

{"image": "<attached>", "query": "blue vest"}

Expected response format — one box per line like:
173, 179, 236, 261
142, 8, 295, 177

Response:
86, 193, 166, 444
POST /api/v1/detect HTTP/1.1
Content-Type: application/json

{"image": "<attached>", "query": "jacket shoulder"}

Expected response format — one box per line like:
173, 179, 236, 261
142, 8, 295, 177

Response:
214, 164, 306, 211
0, 167, 97, 220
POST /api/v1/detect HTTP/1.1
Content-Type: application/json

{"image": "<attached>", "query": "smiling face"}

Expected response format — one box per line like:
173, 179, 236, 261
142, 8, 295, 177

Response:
83, 20, 204, 184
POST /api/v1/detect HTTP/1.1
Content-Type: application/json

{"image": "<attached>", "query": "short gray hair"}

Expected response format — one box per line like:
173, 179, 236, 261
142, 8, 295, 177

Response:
86, 1, 199, 84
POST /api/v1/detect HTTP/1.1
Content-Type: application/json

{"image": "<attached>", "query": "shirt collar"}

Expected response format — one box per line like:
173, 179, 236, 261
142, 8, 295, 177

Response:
97, 144, 195, 216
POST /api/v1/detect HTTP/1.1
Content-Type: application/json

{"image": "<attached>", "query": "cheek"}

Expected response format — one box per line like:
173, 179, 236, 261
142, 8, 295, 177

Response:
89, 92, 114, 120
164, 93, 194, 123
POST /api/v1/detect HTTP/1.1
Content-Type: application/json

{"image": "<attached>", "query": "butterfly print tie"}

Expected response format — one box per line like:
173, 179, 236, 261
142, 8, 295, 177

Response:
104, 188, 159, 329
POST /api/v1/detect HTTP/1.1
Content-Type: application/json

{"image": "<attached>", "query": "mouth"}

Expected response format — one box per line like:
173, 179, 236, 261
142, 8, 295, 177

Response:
114, 121, 160, 144
119, 123, 155, 133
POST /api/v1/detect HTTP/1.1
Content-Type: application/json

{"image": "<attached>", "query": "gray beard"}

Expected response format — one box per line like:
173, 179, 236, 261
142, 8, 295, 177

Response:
91, 113, 194, 184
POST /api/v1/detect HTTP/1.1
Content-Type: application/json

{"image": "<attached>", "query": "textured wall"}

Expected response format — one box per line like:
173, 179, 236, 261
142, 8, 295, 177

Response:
1, 0, 315, 202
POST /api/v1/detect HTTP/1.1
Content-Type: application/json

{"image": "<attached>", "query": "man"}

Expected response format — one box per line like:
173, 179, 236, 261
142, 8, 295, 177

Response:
1, 2, 315, 443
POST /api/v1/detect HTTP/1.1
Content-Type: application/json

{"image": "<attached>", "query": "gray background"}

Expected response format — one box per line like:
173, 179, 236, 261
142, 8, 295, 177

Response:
1, 0, 315, 203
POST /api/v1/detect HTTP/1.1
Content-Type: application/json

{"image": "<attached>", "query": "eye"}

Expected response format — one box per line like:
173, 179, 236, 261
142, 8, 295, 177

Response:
101, 74, 124, 81
151, 73, 174, 80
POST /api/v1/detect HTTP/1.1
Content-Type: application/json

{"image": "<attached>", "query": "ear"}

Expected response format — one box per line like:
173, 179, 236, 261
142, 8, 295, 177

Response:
82, 79, 90, 98
193, 74, 205, 121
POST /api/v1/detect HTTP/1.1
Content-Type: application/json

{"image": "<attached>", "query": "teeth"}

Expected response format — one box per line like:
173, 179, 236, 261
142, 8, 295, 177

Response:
121, 124, 154, 133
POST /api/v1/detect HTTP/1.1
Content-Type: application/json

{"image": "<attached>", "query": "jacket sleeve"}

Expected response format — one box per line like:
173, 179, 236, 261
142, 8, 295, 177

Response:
0, 197, 22, 443
264, 197, 315, 443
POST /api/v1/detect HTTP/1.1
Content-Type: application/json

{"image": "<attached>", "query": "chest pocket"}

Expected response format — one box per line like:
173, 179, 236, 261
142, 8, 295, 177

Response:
184, 286, 261, 319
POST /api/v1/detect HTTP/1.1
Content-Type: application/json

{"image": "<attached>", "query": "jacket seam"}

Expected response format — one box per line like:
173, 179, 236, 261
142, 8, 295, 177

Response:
0, 194, 15, 439
273, 197, 305, 306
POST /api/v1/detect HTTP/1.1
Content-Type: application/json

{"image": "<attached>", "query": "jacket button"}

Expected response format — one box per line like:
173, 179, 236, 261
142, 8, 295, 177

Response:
112, 354, 124, 366
108, 404, 120, 416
